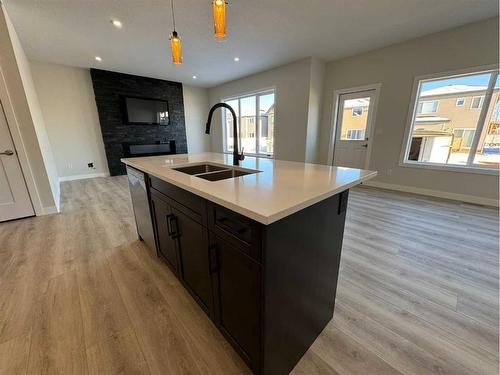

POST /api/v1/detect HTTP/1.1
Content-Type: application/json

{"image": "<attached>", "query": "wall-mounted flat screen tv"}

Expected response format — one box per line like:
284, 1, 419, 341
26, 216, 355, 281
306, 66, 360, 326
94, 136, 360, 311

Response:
122, 96, 169, 125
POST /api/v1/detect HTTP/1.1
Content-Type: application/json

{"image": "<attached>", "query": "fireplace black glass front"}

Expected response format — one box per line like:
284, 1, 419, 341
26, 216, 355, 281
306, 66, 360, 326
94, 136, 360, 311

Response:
122, 140, 176, 158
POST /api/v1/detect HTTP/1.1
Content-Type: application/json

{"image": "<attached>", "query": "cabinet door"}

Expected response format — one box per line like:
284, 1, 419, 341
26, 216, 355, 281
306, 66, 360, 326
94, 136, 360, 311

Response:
173, 208, 213, 315
150, 192, 179, 274
210, 235, 261, 371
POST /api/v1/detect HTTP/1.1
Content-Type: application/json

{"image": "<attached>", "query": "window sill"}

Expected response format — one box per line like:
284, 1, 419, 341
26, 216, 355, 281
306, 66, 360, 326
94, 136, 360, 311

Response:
399, 160, 499, 175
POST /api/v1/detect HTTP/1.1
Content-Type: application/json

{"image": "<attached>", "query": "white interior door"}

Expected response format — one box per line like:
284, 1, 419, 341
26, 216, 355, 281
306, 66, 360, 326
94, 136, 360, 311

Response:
0, 101, 34, 222
333, 90, 377, 169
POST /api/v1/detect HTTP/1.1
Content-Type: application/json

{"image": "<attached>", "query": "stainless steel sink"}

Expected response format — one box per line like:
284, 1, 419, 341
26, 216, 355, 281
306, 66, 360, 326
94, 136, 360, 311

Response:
173, 163, 227, 175
196, 169, 254, 181
173, 163, 259, 181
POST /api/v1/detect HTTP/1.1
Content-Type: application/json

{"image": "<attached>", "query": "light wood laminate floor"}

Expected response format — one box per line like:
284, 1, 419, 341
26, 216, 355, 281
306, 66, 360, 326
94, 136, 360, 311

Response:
0, 176, 498, 374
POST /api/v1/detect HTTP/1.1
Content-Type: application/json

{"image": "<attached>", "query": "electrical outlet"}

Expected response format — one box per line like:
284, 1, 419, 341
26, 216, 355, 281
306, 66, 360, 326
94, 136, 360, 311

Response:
67, 163, 73, 170
387, 168, 392, 176
88, 162, 95, 169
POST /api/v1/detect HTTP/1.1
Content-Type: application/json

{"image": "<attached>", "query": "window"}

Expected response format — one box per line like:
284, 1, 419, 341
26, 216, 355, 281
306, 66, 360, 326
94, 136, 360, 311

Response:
346, 129, 364, 140
352, 107, 363, 116
403, 69, 499, 170
453, 129, 475, 148
417, 100, 439, 114
223, 90, 275, 156
470, 96, 484, 109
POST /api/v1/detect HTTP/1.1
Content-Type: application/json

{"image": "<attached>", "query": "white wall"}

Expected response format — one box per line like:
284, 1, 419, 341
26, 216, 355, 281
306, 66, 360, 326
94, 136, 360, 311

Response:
305, 57, 326, 163
318, 17, 499, 205
183, 85, 211, 153
0, 6, 59, 214
208, 58, 319, 162
30, 62, 109, 179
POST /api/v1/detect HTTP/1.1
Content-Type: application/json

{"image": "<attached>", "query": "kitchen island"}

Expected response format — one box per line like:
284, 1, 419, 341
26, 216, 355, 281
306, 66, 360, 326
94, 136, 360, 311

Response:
122, 153, 376, 375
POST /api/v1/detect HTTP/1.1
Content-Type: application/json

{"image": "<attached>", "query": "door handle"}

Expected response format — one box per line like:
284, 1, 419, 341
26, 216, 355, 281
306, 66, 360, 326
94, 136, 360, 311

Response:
0, 149, 14, 156
361, 144, 368, 148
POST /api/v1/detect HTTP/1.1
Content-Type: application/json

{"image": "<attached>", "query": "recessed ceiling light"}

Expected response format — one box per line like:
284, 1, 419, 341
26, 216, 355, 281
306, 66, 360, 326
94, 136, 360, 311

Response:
95, 56, 102, 62
233, 57, 240, 62
111, 19, 122, 28
192, 75, 198, 79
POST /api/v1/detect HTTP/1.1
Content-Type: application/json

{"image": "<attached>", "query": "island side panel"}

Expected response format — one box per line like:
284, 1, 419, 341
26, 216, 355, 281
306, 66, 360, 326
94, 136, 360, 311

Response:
262, 190, 349, 375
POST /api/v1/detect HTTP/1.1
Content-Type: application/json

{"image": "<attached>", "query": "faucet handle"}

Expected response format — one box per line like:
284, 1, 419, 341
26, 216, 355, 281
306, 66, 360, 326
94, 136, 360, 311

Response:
239, 147, 245, 161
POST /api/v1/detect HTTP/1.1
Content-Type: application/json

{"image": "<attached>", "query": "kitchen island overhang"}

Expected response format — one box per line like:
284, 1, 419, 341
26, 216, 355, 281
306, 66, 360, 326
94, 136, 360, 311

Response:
122, 153, 376, 375
122, 152, 377, 225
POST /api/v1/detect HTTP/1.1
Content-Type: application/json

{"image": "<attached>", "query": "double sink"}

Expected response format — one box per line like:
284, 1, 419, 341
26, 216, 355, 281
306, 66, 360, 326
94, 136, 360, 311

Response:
173, 163, 260, 181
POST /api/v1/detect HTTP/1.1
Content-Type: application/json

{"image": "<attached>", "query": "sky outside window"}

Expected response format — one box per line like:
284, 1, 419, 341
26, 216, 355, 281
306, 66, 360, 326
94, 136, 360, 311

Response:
421, 72, 492, 91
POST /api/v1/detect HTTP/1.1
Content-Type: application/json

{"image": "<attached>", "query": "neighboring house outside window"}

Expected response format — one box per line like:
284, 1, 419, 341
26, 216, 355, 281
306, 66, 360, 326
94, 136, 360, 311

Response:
453, 128, 475, 148
403, 69, 500, 170
470, 96, 484, 109
352, 107, 363, 116
223, 90, 275, 156
417, 100, 439, 114
346, 129, 365, 140
340, 98, 370, 140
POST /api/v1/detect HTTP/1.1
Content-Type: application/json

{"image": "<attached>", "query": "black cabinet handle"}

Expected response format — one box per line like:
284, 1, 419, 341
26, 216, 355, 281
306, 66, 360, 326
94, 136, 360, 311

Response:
166, 214, 179, 238
208, 244, 218, 274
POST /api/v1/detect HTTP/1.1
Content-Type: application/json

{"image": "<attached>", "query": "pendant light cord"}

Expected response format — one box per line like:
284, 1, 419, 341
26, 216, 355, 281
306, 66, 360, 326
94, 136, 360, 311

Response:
171, 0, 176, 31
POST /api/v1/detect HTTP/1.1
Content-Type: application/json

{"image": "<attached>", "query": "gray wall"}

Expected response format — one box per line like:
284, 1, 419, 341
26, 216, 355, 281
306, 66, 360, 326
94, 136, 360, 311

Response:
318, 17, 499, 204
30, 61, 109, 179
183, 85, 211, 153
208, 58, 322, 162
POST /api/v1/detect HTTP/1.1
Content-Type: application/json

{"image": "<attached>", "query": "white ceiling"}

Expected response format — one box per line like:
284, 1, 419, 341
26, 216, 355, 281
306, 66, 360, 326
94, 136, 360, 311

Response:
4, 0, 498, 87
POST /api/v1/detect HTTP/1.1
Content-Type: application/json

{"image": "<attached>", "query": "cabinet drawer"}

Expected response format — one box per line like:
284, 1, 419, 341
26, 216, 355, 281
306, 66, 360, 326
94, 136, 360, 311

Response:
208, 203, 262, 262
149, 176, 206, 225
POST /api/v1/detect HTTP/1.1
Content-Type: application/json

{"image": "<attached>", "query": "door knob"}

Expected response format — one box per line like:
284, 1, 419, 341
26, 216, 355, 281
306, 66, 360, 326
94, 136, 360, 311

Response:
0, 149, 14, 156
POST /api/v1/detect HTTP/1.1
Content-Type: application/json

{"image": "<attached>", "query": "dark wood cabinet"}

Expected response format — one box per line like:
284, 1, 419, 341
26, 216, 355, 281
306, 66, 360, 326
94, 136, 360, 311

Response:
150, 191, 179, 274
173, 207, 213, 316
143, 175, 349, 375
210, 235, 262, 372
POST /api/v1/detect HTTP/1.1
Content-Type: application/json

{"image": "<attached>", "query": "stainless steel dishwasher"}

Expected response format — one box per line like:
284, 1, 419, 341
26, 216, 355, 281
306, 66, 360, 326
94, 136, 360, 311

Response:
126, 166, 155, 252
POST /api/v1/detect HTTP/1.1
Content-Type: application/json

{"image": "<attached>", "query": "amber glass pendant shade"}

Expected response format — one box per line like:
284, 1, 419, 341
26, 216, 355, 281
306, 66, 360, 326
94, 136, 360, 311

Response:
170, 31, 182, 64
213, 0, 226, 40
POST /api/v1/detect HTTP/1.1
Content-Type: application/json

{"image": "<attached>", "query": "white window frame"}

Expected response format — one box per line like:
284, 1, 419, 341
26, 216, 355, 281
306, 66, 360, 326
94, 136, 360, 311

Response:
400, 66, 499, 175
470, 95, 484, 110
352, 107, 363, 117
417, 100, 439, 114
455, 97, 465, 106
221, 88, 276, 158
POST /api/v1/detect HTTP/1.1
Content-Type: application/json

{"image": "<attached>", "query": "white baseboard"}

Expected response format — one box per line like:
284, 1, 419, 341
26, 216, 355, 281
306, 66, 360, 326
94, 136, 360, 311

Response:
362, 181, 499, 207
40, 205, 59, 215
59, 172, 110, 182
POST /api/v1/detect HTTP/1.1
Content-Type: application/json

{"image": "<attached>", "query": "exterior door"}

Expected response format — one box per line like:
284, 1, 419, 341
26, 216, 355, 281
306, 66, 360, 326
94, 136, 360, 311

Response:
333, 89, 377, 168
0, 101, 34, 222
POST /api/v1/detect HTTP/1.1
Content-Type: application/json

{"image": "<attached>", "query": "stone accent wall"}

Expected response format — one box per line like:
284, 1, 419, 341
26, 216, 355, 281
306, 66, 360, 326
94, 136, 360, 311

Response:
90, 69, 187, 175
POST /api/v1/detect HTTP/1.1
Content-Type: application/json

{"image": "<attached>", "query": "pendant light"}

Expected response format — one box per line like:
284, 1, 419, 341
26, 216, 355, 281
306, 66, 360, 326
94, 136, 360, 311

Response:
169, 0, 182, 64
212, 0, 226, 40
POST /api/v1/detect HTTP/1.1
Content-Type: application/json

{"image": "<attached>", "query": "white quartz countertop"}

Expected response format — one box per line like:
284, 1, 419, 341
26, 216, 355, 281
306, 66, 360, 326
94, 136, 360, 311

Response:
121, 153, 377, 225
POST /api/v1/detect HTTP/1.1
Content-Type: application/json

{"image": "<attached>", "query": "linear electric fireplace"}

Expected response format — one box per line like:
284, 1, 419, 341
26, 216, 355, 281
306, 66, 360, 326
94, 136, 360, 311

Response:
122, 140, 177, 158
